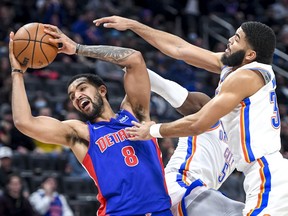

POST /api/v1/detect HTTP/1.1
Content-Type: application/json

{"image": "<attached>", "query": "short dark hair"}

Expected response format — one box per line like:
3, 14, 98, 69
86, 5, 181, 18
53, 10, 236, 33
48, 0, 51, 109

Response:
241, 21, 276, 64
67, 73, 109, 100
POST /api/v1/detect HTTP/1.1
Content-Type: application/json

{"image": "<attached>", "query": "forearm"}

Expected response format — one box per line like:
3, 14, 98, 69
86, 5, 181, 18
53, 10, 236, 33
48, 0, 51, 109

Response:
155, 98, 223, 137
157, 115, 205, 138
128, 21, 188, 60
11, 73, 33, 126
130, 21, 225, 73
147, 69, 188, 108
77, 45, 137, 67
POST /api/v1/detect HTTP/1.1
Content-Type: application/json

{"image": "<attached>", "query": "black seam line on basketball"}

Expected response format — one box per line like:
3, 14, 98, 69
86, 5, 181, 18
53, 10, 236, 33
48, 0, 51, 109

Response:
40, 34, 50, 64
31, 23, 40, 68
14, 39, 58, 49
16, 28, 31, 59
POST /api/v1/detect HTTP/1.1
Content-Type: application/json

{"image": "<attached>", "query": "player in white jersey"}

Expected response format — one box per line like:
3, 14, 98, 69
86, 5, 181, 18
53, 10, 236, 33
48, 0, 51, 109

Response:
147, 69, 244, 216
217, 61, 288, 215
94, 17, 288, 215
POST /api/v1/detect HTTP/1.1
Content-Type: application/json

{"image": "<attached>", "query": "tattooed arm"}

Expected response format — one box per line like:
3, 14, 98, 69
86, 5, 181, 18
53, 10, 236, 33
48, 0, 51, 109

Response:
44, 24, 138, 67
44, 24, 151, 121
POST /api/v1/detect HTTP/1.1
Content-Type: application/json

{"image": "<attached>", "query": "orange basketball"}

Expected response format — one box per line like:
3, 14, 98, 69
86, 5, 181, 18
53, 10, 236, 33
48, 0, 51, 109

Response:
13, 23, 58, 69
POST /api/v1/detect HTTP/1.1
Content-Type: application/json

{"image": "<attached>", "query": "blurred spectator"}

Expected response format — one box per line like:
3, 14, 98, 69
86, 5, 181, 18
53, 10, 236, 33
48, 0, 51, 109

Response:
94, 59, 124, 82
0, 118, 12, 147
71, 8, 104, 45
159, 138, 176, 166
62, 111, 89, 179
31, 92, 50, 115
10, 126, 36, 154
182, 0, 201, 37
0, 146, 14, 190
270, 0, 288, 21
38, 0, 65, 28
33, 107, 64, 156
0, 2, 15, 44
63, 149, 90, 180
29, 176, 73, 216
0, 146, 29, 197
0, 173, 36, 216
0, 106, 35, 154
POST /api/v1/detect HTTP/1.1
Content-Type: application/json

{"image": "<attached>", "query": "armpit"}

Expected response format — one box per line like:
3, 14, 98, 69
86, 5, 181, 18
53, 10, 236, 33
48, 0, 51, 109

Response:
66, 132, 89, 147
133, 104, 147, 122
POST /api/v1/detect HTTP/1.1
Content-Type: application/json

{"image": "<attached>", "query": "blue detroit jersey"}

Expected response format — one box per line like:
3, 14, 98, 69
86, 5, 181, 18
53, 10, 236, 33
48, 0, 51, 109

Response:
82, 110, 171, 215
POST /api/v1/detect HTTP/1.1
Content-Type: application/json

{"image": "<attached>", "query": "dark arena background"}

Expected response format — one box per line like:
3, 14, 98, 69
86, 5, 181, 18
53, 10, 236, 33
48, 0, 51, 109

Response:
0, 0, 288, 215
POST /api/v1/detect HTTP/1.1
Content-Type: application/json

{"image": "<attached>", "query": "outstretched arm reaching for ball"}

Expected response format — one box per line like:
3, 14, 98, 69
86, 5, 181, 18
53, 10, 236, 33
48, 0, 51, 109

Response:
93, 15, 223, 73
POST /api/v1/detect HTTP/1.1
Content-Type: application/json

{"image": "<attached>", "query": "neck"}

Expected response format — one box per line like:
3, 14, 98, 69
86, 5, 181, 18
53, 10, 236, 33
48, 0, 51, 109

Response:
94, 106, 116, 123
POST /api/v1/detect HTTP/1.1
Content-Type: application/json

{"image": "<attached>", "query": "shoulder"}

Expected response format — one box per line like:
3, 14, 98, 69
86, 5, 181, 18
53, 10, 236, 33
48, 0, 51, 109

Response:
221, 68, 265, 98
62, 119, 87, 127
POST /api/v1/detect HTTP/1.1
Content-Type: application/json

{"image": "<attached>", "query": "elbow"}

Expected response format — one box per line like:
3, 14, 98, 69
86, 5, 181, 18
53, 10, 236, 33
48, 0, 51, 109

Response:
128, 50, 145, 67
13, 117, 30, 133
187, 123, 206, 136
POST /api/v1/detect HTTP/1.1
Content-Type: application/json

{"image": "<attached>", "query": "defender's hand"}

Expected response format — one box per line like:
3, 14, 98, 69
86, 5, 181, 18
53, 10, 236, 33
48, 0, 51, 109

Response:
126, 121, 155, 141
43, 24, 77, 55
93, 16, 136, 31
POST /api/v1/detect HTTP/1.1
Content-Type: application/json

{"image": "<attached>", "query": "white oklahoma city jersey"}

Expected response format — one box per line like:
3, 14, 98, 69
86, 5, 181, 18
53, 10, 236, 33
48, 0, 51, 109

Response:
216, 61, 281, 172
165, 121, 235, 207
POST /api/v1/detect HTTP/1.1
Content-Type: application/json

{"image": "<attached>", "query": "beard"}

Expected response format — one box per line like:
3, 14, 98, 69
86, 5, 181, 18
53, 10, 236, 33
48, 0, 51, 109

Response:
78, 94, 104, 122
221, 50, 245, 67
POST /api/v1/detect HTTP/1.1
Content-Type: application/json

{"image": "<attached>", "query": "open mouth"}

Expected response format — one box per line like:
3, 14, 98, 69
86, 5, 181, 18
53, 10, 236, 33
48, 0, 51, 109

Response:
225, 44, 231, 53
79, 98, 90, 111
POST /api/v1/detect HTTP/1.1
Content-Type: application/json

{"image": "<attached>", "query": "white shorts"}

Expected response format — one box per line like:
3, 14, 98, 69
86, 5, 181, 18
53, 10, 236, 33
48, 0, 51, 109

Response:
243, 152, 288, 215
166, 172, 244, 216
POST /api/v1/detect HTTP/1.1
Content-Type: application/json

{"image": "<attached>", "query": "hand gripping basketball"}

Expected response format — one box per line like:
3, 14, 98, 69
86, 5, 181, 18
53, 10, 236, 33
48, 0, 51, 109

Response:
9, 32, 27, 74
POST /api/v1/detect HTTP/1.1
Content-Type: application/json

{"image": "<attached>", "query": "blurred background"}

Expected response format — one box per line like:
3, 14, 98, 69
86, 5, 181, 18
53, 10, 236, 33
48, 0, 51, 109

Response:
1, 0, 288, 214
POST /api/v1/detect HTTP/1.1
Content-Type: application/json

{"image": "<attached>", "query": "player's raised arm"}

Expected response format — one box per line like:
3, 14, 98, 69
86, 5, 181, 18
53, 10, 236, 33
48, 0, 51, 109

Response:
9, 32, 80, 146
44, 24, 150, 122
94, 15, 223, 73
75, 45, 150, 122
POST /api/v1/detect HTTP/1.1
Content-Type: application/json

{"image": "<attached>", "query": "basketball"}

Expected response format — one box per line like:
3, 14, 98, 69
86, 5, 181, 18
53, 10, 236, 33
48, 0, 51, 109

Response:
13, 23, 58, 69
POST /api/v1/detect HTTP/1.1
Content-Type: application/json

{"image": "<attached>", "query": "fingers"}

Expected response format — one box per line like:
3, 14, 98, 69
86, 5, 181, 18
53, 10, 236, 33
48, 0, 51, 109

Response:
127, 136, 140, 141
9, 32, 28, 72
125, 126, 142, 140
9, 32, 17, 63
10, 31, 14, 40
43, 24, 57, 31
9, 32, 14, 53
131, 120, 142, 127
43, 27, 60, 40
93, 17, 114, 26
93, 16, 119, 29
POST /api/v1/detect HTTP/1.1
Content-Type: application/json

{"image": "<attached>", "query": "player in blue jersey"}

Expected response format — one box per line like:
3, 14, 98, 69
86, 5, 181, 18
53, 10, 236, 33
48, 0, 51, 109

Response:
95, 16, 288, 215
8, 25, 172, 216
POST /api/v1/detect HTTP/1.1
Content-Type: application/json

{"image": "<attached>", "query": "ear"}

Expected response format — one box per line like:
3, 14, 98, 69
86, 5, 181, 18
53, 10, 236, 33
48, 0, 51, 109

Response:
98, 85, 107, 97
245, 49, 256, 62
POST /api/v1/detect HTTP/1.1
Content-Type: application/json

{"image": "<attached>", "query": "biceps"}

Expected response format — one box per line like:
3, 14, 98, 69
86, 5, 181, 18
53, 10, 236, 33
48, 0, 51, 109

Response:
123, 67, 150, 112
210, 92, 241, 117
21, 116, 73, 146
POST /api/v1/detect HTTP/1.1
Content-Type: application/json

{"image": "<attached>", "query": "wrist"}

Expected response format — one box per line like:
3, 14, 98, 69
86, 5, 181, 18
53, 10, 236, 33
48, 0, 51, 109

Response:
75, 43, 81, 55
149, 123, 163, 138
11, 68, 24, 74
